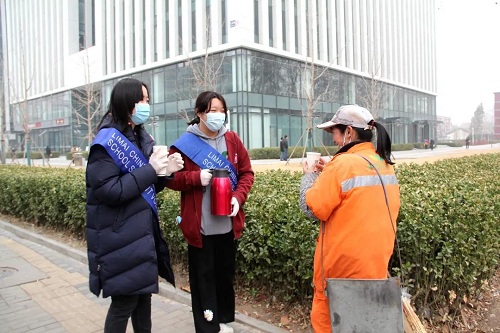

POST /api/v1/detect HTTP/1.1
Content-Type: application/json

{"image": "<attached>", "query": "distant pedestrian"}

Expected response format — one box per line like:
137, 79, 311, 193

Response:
279, 137, 284, 160
282, 135, 289, 161
430, 139, 435, 151
69, 146, 78, 166
465, 136, 470, 149
10, 146, 17, 163
45, 145, 51, 161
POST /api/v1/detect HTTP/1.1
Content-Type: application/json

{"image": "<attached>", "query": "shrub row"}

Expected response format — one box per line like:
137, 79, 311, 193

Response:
0, 154, 498, 315
395, 155, 500, 311
10, 151, 62, 159
248, 143, 425, 160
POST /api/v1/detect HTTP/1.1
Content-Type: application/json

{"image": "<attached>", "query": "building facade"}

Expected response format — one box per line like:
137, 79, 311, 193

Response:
436, 115, 452, 140
0, 0, 437, 154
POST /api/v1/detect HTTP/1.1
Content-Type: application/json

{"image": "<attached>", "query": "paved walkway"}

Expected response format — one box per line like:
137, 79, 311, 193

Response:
5, 143, 499, 168
0, 220, 288, 333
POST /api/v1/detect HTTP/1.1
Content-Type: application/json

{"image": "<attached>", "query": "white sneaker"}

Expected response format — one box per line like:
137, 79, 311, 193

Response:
219, 323, 234, 333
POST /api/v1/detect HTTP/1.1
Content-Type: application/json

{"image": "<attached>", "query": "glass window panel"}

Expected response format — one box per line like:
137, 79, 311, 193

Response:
277, 96, 289, 109
164, 66, 177, 102
248, 93, 262, 106
263, 108, 271, 147
153, 102, 165, 116
165, 101, 178, 114
220, 54, 234, 93
289, 114, 303, 148
276, 112, 288, 144
248, 108, 262, 149
249, 55, 262, 93
339, 73, 350, 104
229, 107, 240, 137
262, 58, 277, 94
263, 95, 276, 107
153, 71, 165, 104
236, 107, 246, 144
145, 117, 163, 143
290, 97, 302, 110
224, 93, 237, 107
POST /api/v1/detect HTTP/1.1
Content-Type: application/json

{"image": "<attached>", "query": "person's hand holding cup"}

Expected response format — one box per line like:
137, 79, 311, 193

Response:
151, 145, 170, 176
304, 152, 321, 173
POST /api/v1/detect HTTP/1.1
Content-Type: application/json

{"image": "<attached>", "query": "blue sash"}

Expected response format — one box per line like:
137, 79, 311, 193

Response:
172, 133, 238, 191
92, 128, 158, 217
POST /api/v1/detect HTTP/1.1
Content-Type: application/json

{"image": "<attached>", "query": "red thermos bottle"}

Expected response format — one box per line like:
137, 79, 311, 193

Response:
210, 169, 232, 216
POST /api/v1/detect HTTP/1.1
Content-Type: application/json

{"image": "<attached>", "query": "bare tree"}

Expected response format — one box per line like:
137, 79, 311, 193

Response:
72, 48, 102, 148
288, 12, 340, 161
8, 32, 36, 166
177, 15, 228, 122
355, 52, 394, 120
297, 56, 338, 151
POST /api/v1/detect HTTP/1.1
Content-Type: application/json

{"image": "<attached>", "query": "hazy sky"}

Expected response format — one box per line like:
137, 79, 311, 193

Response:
436, 0, 500, 125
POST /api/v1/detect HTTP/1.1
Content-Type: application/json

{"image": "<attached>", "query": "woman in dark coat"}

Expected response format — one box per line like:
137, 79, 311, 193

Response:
86, 78, 184, 332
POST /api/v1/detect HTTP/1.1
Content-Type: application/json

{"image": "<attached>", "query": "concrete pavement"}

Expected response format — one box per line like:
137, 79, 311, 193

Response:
0, 220, 288, 333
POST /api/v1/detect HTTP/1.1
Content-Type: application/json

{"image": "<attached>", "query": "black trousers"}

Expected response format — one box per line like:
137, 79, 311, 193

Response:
104, 294, 152, 333
188, 231, 236, 333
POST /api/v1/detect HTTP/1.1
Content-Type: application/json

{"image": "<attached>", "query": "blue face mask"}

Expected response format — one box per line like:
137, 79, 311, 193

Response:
203, 112, 226, 132
131, 103, 150, 125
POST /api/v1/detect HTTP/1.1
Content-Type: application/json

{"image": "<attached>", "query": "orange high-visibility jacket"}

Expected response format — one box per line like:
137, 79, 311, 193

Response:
305, 142, 400, 332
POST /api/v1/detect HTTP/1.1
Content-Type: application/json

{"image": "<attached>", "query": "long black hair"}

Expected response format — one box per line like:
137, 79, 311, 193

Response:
335, 122, 394, 165
187, 91, 227, 125
97, 78, 149, 128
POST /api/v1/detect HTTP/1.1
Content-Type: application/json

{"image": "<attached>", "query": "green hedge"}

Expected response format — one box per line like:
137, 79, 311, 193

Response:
395, 156, 500, 311
11, 151, 61, 159
247, 146, 338, 160
0, 154, 498, 315
248, 143, 423, 160
248, 143, 429, 159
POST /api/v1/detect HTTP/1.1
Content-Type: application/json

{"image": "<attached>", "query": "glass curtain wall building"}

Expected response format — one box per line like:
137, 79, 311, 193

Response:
1, 0, 437, 152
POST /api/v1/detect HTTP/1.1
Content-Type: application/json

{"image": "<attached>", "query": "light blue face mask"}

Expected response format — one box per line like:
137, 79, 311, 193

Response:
203, 112, 226, 132
131, 103, 150, 125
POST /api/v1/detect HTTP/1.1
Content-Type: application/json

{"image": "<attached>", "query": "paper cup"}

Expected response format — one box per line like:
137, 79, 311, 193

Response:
306, 152, 321, 170
153, 145, 169, 176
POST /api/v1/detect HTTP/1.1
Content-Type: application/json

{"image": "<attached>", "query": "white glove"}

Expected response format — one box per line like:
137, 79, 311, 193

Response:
149, 148, 169, 174
229, 197, 239, 217
165, 152, 184, 176
200, 169, 212, 186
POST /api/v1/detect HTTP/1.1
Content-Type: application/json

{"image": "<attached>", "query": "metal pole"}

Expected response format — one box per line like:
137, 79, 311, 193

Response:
0, 0, 7, 165
0, 107, 4, 164
26, 136, 31, 166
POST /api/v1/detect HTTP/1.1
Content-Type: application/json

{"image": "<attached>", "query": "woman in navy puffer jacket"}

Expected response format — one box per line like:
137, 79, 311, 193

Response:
86, 78, 183, 332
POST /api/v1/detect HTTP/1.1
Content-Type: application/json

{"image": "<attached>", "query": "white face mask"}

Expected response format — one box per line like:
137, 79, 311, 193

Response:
131, 103, 150, 125
202, 113, 226, 132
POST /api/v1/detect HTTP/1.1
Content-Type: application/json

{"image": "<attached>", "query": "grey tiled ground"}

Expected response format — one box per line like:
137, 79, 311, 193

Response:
0, 221, 287, 333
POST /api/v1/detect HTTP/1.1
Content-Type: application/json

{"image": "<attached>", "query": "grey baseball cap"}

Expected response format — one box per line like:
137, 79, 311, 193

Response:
317, 105, 374, 132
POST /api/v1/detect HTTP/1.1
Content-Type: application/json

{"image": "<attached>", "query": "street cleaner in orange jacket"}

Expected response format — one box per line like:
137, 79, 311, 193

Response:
299, 105, 401, 333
